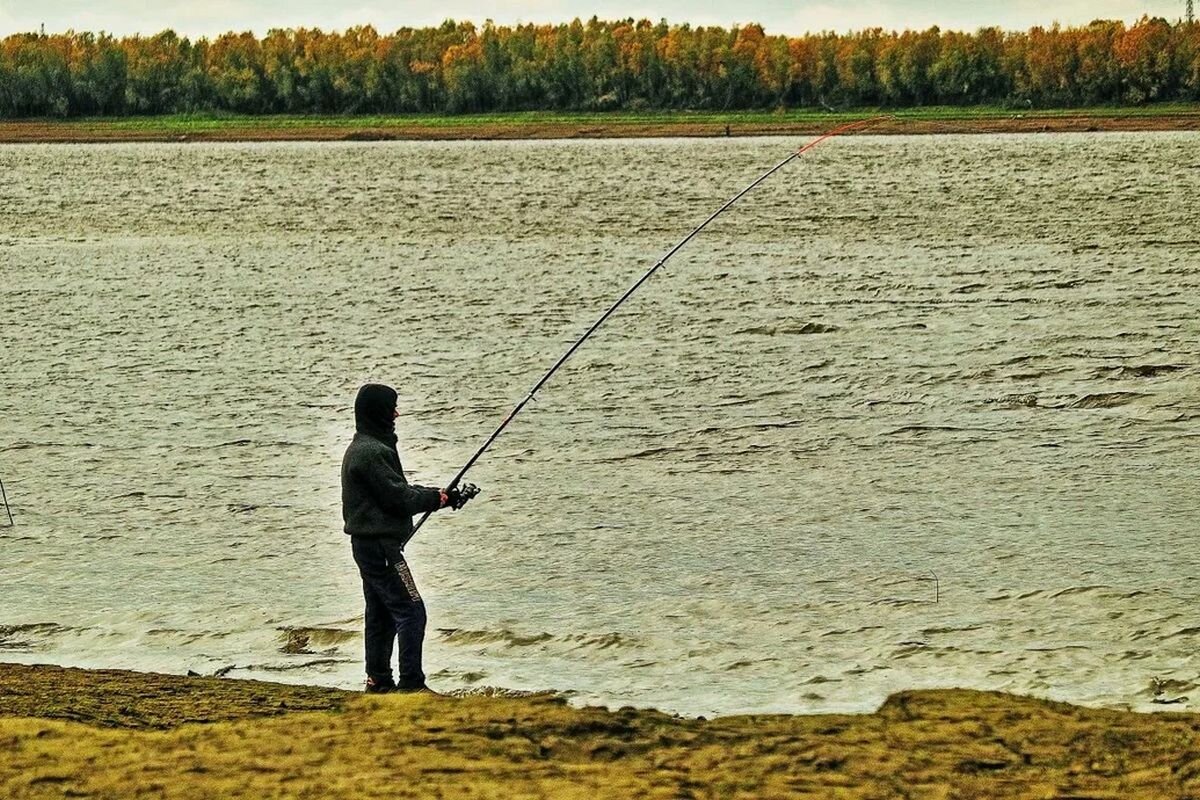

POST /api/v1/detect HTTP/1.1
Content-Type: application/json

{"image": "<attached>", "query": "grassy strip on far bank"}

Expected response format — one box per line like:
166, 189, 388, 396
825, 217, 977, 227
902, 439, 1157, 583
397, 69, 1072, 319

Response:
2, 104, 1199, 142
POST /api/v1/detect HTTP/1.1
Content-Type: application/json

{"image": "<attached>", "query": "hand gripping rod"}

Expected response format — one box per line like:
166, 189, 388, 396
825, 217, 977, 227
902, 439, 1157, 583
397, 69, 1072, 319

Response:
410, 116, 889, 538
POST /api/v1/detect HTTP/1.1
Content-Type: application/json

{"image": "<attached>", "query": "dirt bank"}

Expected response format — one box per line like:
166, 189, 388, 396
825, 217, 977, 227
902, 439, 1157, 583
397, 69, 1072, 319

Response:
2, 113, 1199, 143
3, 663, 1200, 798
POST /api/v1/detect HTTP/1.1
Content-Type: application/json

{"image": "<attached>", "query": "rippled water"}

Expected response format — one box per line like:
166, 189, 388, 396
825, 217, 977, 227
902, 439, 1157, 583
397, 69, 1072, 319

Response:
1, 133, 1198, 716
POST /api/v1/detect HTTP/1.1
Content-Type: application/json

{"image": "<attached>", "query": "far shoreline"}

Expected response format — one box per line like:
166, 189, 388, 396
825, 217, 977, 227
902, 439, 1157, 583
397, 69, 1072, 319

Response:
2, 106, 1200, 143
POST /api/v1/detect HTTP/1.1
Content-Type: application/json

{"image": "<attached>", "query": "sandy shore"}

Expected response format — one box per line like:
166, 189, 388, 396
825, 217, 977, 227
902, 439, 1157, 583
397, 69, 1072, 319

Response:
3, 663, 1200, 798
2, 112, 1200, 143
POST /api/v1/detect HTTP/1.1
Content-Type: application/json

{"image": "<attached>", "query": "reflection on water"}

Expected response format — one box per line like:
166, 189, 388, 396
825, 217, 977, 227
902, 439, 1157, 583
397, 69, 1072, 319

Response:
1, 134, 1198, 716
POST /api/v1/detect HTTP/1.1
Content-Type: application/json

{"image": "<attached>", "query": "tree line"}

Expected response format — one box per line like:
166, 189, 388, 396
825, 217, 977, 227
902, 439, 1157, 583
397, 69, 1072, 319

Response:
1, 16, 1198, 117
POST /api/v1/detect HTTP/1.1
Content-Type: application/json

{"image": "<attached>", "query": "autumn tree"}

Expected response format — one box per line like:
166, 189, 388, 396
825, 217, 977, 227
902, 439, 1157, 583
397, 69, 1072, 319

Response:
1115, 16, 1177, 103
2, 18, 1198, 117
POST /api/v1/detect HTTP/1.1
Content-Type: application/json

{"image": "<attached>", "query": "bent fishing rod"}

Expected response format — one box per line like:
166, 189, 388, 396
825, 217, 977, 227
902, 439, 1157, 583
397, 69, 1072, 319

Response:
411, 115, 889, 538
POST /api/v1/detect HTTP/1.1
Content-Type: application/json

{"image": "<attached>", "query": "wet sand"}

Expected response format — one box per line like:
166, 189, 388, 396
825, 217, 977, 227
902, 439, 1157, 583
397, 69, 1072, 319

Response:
2, 663, 1200, 798
2, 112, 1200, 142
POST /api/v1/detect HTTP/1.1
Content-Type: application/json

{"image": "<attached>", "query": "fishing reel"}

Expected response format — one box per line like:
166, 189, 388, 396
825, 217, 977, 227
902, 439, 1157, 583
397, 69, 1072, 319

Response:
447, 482, 480, 510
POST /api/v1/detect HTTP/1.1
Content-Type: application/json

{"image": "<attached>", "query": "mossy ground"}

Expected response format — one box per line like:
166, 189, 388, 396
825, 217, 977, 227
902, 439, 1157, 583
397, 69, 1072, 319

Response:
3, 663, 1200, 798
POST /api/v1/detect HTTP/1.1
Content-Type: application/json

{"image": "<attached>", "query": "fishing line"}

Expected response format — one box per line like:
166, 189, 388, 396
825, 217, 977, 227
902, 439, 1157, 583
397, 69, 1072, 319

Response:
410, 115, 891, 539
0, 476, 13, 527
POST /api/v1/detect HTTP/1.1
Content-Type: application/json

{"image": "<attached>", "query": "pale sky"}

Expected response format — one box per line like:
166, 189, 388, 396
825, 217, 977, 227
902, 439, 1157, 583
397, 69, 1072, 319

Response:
0, 0, 1189, 38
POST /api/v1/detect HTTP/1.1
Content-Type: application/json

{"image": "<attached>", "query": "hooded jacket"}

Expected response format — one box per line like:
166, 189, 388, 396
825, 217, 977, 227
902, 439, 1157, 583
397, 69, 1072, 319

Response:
341, 384, 443, 541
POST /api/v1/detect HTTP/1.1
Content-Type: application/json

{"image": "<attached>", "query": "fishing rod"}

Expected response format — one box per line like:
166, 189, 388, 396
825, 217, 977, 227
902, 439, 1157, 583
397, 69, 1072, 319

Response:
411, 115, 890, 538
0, 475, 13, 527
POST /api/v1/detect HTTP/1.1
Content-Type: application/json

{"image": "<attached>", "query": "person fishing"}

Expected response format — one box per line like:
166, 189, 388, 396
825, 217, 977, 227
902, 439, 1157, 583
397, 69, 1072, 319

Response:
342, 383, 479, 694
339, 118, 878, 696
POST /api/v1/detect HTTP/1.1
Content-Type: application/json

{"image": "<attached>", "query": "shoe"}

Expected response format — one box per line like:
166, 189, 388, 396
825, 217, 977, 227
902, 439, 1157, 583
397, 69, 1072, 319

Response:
365, 677, 397, 694
395, 684, 440, 696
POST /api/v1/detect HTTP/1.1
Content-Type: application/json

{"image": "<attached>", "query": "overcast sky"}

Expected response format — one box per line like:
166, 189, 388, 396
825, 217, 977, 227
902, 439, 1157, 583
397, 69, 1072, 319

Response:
0, 1, 1189, 38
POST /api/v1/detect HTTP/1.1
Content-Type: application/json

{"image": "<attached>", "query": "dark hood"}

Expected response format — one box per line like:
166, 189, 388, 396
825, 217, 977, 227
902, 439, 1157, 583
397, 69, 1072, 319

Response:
354, 383, 398, 447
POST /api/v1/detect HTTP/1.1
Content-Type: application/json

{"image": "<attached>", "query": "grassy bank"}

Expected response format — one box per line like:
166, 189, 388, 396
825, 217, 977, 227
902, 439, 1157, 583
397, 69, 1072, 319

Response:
3, 664, 1200, 798
2, 105, 1200, 142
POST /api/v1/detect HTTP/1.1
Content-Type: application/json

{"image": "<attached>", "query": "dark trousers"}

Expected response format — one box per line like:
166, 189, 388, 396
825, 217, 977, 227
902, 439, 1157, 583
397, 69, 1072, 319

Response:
350, 536, 427, 690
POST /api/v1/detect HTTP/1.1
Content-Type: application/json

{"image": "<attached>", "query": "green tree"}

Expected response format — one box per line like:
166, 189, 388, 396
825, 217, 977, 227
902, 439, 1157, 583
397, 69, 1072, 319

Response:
124, 30, 205, 113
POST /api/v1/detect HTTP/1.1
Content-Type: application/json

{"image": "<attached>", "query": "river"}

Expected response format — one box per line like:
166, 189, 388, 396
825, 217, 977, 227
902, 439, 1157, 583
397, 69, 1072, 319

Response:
1, 133, 1198, 716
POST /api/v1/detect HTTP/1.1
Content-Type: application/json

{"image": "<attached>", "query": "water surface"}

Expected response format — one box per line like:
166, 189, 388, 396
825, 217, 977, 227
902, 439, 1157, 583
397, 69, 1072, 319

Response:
1, 133, 1198, 716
